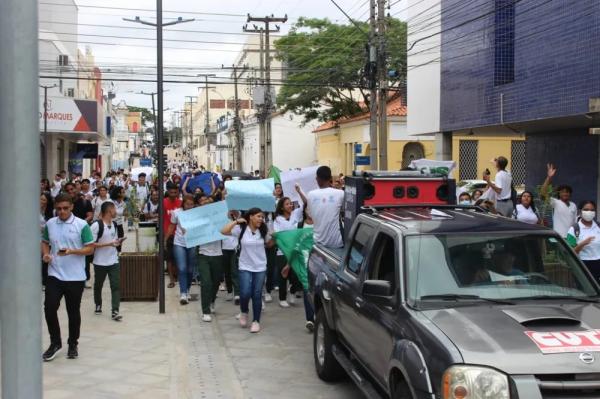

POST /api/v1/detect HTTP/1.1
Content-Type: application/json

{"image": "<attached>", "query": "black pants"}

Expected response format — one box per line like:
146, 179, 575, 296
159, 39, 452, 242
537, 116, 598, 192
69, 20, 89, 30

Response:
266, 246, 277, 293
44, 276, 85, 346
276, 254, 302, 301
583, 259, 600, 284
85, 256, 92, 281
42, 260, 48, 286
116, 224, 124, 253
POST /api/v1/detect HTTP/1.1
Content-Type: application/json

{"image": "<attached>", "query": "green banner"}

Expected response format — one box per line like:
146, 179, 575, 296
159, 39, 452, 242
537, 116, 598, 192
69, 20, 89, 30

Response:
268, 165, 282, 184
273, 227, 314, 290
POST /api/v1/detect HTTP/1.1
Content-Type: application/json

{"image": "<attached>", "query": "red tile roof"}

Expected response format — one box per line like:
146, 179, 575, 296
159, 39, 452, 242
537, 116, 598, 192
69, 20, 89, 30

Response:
313, 97, 407, 133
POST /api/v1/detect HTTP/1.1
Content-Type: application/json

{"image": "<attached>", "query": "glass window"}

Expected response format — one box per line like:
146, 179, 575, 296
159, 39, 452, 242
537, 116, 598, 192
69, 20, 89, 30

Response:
367, 233, 397, 292
346, 223, 374, 275
406, 233, 598, 307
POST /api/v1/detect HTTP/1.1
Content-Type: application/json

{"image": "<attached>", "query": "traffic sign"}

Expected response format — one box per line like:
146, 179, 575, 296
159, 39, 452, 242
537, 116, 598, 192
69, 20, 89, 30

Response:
354, 143, 362, 154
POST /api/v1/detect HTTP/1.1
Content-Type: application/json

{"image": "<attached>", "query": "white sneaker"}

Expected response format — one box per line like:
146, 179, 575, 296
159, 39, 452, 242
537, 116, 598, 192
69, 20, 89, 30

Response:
210, 302, 215, 313
264, 293, 273, 303
274, 286, 279, 291
186, 293, 192, 301
262, 300, 266, 311
250, 321, 261, 333
225, 292, 234, 301
219, 283, 226, 291
239, 312, 248, 328
202, 314, 212, 322
279, 300, 290, 308
287, 292, 296, 305
180, 294, 189, 305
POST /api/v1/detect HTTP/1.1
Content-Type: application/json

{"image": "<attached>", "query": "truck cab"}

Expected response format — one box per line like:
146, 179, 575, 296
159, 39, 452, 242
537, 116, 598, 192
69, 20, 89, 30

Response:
309, 205, 600, 399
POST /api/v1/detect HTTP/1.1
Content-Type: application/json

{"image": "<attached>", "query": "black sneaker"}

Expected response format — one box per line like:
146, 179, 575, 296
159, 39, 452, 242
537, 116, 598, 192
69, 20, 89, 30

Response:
67, 344, 78, 359
42, 343, 62, 362
111, 310, 123, 322
95, 305, 102, 315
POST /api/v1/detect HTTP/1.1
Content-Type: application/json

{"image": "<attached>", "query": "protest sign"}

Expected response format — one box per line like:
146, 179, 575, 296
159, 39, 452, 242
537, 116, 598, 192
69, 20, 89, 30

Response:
177, 201, 229, 248
225, 178, 276, 211
408, 159, 456, 178
180, 172, 220, 194
131, 167, 154, 182
280, 166, 319, 204
273, 227, 314, 290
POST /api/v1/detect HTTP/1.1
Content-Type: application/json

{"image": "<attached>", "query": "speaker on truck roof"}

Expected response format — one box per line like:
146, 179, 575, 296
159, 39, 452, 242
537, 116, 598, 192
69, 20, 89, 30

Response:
343, 171, 456, 238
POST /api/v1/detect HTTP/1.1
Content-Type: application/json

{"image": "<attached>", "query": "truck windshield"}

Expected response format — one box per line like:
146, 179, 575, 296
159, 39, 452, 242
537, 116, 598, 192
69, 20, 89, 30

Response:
406, 233, 599, 306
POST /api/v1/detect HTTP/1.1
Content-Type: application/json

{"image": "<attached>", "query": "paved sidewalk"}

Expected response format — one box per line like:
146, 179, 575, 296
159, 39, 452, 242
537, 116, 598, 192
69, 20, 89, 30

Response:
38, 235, 363, 399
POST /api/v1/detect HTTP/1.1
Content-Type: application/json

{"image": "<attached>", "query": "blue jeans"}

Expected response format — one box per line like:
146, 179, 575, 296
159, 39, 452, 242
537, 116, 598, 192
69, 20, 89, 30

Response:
173, 244, 197, 295
238, 270, 266, 322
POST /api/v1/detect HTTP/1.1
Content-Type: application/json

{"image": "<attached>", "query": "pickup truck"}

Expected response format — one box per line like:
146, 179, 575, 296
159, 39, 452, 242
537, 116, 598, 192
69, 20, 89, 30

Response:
308, 205, 600, 399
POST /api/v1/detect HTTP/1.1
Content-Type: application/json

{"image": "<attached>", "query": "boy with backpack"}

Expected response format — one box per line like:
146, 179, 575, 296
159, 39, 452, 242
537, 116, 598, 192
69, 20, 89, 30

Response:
91, 201, 125, 321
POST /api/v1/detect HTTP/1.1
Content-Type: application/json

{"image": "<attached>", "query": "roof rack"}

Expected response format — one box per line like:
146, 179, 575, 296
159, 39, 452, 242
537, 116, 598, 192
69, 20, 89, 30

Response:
359, 204, 486, 212
351, 170, 448, 179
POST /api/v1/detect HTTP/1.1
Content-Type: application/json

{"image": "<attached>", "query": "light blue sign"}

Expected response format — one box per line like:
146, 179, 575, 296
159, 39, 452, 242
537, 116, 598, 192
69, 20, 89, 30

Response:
225, 178, 276, 212
177, 201, 229, 248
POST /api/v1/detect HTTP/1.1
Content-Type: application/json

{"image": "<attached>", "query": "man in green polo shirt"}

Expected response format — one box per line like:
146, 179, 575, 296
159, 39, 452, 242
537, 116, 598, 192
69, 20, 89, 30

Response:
41, 193, 95, 361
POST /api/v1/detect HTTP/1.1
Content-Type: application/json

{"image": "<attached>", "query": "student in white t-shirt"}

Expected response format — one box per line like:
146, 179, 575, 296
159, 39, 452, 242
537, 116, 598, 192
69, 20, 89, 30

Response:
513, 191, 541, 225
483, 156, 513, 217
306, 166, 345, 248
167, 194, 196, 306
566, 200, 600, 283
90, 201, 124, 321
92, 186, 112, 221
221, 208, 274, 334
541, 163, 577, 237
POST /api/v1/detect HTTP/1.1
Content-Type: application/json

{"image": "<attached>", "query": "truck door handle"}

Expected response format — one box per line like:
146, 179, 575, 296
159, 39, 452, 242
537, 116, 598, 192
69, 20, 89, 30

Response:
335, 283, 343, 292
355, 297, 364, 308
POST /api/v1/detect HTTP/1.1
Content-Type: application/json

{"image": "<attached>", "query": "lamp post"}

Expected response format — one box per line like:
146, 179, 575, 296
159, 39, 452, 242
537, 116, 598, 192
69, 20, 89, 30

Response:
124, 7, 194, 314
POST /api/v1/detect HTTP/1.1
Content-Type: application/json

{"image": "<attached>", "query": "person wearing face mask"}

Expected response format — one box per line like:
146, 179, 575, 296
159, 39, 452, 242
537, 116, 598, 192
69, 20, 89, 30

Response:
566, 201, 600, 282
458, 192, 472, 206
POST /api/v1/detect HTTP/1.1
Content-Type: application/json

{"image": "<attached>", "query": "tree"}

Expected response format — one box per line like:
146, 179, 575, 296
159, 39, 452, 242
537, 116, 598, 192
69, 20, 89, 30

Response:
127, 106, 154, 126
274, 17, 407, 125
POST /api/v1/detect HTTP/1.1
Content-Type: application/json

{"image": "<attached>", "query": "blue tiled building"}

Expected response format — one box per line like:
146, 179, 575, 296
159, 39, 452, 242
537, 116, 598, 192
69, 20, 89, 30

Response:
439, 0, 600, 203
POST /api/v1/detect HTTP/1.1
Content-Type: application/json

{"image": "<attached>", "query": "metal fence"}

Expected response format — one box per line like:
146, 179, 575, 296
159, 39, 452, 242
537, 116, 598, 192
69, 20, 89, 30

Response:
459, 140, 478, 180
511, 140, 526, 186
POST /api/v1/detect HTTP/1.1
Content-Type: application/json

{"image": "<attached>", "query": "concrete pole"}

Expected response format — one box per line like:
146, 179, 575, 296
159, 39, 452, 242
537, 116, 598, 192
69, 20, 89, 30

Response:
157, 0, 166, 314
368, 0, 378, 170
377, 0, 388, 170
0, 0, 43, 397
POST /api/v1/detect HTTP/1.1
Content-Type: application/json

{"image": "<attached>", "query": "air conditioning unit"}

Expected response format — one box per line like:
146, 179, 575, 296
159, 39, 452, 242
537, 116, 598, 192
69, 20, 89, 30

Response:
58, 54, 69, 66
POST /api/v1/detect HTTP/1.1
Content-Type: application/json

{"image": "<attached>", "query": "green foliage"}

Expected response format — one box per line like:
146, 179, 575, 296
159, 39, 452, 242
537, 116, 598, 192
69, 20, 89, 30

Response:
274, 17, 407, 124
127, 106, 154, 126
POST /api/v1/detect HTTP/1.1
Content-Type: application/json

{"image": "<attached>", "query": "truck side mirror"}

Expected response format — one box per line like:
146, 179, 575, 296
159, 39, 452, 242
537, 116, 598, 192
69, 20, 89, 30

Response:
363, 280, 395, 308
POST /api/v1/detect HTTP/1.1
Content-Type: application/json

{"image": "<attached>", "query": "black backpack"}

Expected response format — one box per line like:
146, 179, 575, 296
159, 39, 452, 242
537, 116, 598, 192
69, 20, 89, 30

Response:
94, 220, 123, 243
236, 223, 267, 257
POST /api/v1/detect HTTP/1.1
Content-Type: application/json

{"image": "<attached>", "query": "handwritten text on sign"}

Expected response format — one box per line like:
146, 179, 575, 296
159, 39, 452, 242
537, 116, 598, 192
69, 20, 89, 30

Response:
525, 330, 600, 354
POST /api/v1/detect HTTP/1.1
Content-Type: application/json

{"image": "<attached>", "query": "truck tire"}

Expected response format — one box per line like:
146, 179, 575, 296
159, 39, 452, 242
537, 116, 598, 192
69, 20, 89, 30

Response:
391, 378, 414, 399
314, 309, 345, 382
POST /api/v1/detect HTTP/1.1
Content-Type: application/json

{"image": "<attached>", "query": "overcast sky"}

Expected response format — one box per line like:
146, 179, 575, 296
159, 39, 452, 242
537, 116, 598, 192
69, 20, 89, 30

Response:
68, 0, 388, 123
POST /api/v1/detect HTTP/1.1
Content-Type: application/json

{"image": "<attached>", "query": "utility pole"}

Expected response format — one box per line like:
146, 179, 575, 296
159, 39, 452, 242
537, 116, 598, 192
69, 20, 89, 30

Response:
244, 14, 287, 176
40, 84, 58, 139
184, 95, 197, 163
1, 0, 42, 396
124, 9, 194, 315
222, 64, 248, 171
368, 0, 379, 170
196, 74, 216, 169
377, 0, 388, 170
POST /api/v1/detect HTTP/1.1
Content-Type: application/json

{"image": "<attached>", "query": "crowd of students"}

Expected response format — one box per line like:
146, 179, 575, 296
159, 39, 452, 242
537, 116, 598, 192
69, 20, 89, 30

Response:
39, 165, 345, 360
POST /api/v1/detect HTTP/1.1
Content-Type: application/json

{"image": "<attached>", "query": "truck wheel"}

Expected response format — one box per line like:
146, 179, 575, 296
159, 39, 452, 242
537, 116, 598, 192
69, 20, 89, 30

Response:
391, 378, 414, 399
314, 309, 344, 382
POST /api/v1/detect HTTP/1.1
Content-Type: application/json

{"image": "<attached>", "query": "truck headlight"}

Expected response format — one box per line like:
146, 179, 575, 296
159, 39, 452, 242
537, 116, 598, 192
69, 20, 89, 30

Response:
442, 365, 509, 399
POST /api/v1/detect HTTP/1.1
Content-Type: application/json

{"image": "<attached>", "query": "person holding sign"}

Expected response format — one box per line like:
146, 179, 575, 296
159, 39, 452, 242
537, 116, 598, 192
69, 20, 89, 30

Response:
221, 208, 274, 333
273, 197, 304, 308
197, 201, 224, 323
167, 194, 197, 305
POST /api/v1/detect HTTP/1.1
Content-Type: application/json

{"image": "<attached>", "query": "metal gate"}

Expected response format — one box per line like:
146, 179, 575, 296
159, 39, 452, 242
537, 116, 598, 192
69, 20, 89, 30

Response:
511, 140, 526, 186
459, 140, 478, 180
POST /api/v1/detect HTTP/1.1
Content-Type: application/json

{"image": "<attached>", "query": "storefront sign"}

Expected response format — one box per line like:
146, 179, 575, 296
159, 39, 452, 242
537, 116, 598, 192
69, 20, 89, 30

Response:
39, 97, 98, 133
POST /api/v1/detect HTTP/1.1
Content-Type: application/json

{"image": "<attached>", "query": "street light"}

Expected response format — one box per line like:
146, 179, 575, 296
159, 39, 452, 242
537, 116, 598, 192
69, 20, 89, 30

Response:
124, 4, 194, 314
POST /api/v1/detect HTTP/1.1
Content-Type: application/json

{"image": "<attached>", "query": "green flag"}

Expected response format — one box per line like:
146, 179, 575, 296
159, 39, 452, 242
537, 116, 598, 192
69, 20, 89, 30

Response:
273, 227, 314, 290
268, 165, 282, 184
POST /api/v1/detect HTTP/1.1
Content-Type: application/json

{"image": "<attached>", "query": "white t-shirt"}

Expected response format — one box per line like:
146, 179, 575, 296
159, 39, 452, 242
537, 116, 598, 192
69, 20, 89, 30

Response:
274, 207, 304, 255
231, 225, 270, 272
92, 196, 112, 221
514, 204, 539, 225
91, 220, 119, 266
170, 208, 187, 248
113, 199, 126, 226
199, 240, 223, 257
307, 187, 345, 248
222, 226, 238, 251
42, 214, 94, 281
495, 170, 512, 200
550, 198, 577, 237
567, 221, 600, 261
130, 184, 150, 207
50, 180, 63, 198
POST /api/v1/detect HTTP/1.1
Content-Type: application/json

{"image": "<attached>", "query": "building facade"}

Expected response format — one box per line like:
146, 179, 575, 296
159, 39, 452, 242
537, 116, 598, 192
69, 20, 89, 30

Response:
407, 0, 600, 201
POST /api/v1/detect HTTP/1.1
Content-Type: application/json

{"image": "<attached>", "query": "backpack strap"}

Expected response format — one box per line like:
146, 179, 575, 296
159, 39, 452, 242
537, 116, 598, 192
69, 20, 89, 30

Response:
95, 220, 104, 243
237, 223, 248, 255
113, 221, 123, 238
573, 221, 581, 239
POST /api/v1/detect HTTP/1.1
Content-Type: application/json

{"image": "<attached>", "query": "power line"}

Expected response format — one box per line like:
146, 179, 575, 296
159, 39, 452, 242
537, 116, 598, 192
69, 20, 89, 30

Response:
39, 2, 246, 17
